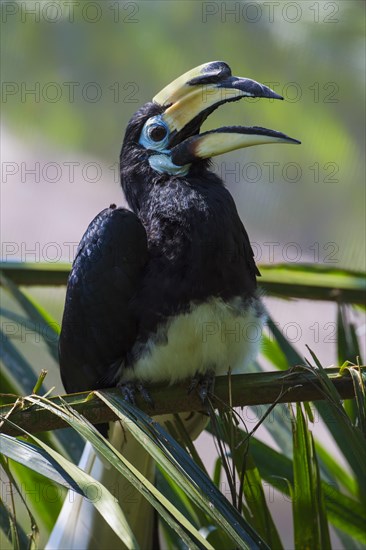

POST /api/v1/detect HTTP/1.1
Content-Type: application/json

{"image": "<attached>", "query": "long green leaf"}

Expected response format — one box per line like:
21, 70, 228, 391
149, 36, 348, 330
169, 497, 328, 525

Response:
242, 453, 283, 549
266, 315, 365, 490
213, 432, 366, 542
156, 467, 237, 550
337, 304, 360, 430
0, 363, 22, 401
1, 262, 365, 305
23, 395, 214, 550
261, 334, 289, 371
251, 376, 294, 457
156, 467, 201, 528
212, 457, 222, 488
207, 406, 282, 548
291, 403, 331, 550
306, 349, 366, 490
0, 497, 31, 550
97, 391, 269, 550
259, 264, 366, 305
0, 307, 59, 363
314, 441, 357, 496
3, 456, 63, 535
0, 435, 81, 493
1, 423, 139, 549
0, 329, 41, 394
345, 366, 366, 437
266, 315, 304, 367
0, 328, 83, 462
337, 304, 361, 365
313, 436, 332, 550
0, 273, 59, 361
257, 314, 304, 458
0, 458, 38, 550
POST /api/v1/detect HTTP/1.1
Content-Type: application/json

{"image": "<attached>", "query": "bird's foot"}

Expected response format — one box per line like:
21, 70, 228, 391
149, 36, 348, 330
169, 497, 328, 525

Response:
188, 369, 215, 404
117, 381, 154, 408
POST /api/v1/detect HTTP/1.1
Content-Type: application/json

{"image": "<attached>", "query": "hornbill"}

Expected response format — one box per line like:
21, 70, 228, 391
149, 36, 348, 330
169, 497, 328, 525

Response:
51, 61, 300, 549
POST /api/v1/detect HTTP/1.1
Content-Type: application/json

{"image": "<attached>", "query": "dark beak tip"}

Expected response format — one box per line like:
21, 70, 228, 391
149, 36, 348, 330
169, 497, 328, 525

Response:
252, 87, 284, 102
263, 90, 283, 101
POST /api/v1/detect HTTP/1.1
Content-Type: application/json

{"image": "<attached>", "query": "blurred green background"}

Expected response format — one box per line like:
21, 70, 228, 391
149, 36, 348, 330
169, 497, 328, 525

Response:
2, 0, 365, 364
2, 0, 365, 267
1, 2, 365, 385
1, 2, 365, 547
1, 0, 366, 392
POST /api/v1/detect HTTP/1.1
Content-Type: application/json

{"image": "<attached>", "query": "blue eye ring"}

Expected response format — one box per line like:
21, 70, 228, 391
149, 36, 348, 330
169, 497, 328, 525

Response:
139, 116, 170, 152
148, 124, 167, 142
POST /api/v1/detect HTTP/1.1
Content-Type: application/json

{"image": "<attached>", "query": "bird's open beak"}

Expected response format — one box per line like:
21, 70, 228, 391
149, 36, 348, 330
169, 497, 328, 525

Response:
153, 61, 300, 165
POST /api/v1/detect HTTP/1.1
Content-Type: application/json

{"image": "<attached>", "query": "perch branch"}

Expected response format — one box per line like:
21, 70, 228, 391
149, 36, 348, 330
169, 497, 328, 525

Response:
0, 367, 364, 436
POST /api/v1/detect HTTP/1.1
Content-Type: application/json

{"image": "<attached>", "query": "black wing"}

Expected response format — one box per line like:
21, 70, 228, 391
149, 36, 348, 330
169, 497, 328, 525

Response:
240, 220, 260, 281
59, 205, 148, 393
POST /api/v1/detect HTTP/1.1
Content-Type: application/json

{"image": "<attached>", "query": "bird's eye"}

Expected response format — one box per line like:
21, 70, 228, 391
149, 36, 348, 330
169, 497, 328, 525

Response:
148, 124, 167, 142
139, 115, 170, 152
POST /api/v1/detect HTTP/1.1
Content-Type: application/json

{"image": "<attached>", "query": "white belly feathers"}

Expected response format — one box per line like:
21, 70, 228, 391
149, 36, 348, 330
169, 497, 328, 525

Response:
121, 296, 265, 384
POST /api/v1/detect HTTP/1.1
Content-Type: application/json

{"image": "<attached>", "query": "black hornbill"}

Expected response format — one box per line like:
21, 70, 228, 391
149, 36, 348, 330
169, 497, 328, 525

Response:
54, 61, 300, 550
59, 60, 300, 403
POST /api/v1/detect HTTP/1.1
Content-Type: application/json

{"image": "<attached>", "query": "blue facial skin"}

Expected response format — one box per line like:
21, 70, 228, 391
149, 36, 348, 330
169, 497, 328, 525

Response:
139, 115, 190, 176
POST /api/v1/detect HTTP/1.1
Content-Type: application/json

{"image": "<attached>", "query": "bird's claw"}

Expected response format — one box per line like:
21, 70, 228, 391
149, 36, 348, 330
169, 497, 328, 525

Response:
188, 369, 215, 404
136, 382, 154, 407
118, 381, 154, 408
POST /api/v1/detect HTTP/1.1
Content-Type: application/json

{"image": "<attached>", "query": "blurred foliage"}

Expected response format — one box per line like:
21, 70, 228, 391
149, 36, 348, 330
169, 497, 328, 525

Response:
1, 3, 365, 547
1, 0, 365, 270
0, 262, 366, 548
1, 1, 364, 157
